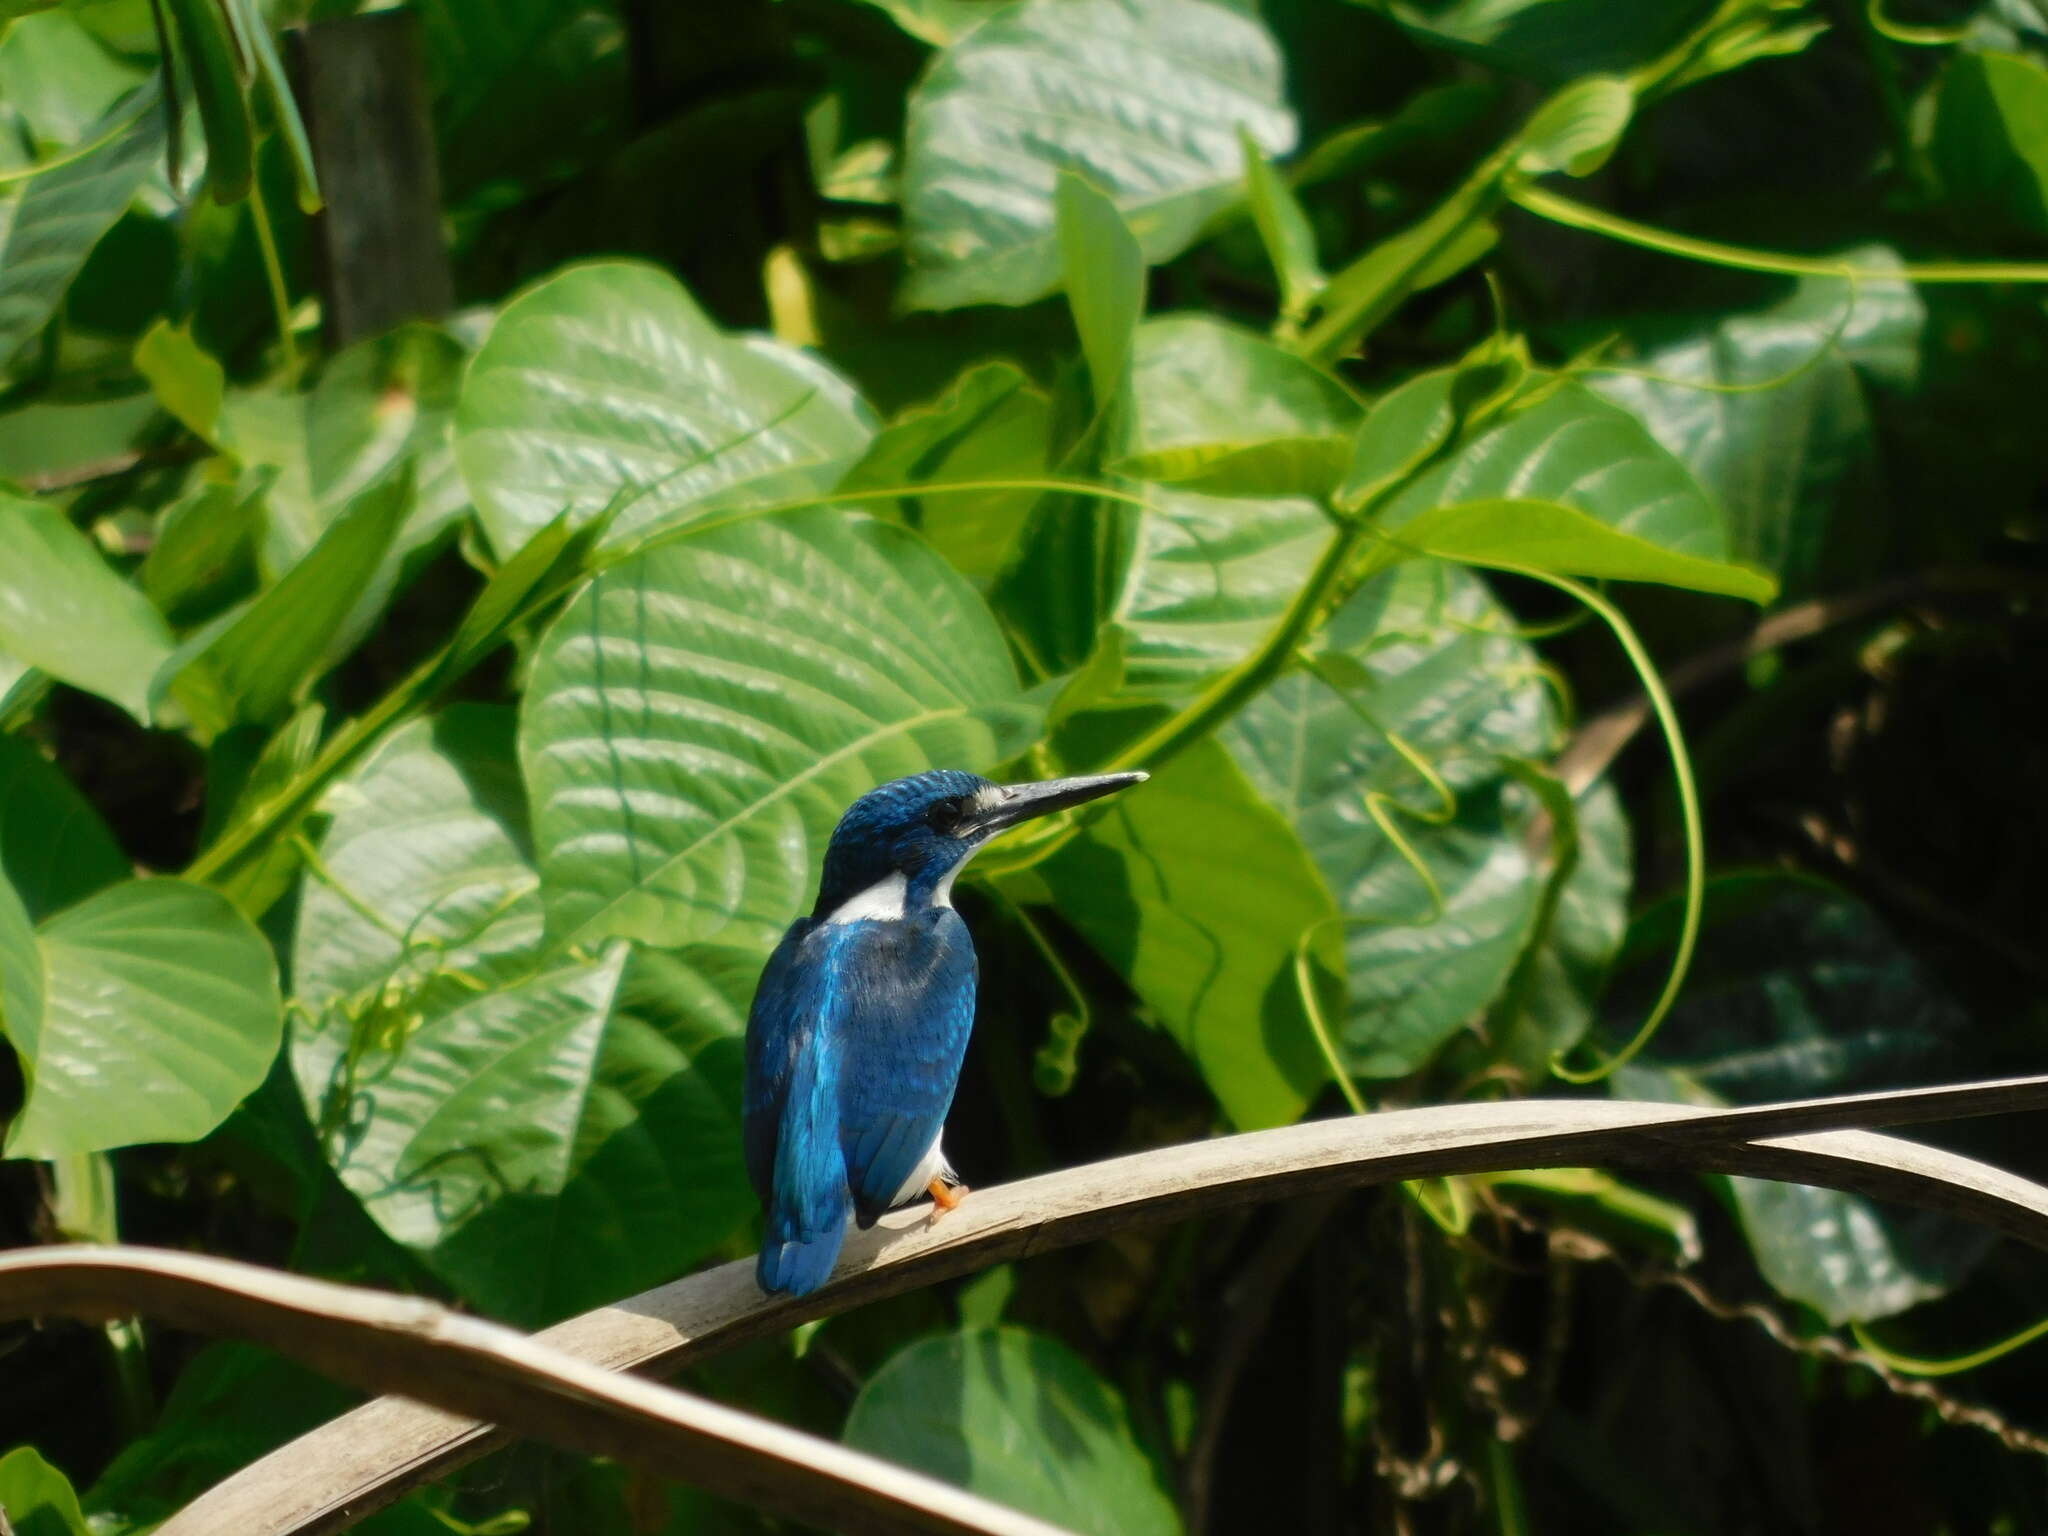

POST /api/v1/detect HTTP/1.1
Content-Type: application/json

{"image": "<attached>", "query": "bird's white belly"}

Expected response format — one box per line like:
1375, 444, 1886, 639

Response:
888, 1134, 953, 1209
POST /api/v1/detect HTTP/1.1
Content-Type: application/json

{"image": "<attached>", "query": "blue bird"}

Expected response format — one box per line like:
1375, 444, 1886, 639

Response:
743, 767, 1147, 1296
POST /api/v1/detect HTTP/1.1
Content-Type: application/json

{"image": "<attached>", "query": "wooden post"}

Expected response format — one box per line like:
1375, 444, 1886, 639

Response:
289, 12, 453, 350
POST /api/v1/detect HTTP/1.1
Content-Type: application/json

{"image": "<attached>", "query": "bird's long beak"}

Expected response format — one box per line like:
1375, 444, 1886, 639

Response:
968, 771, 1148, 841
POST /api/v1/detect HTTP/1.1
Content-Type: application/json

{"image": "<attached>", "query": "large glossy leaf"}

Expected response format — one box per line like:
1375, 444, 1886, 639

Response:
301, 942, 752, 1325
1114, 316, 1362, 498
1933, 50, 2048, 237
455, 262, 876, 558
845, 1327, 1182, 1536
5, 878, 283, 1159
288, 704, 752, 1321
0, 86, 161, 375
1225, 562, 1556, 1078
1036, 738, 1340, 1129
1110, 488, 1330, 699
522, 509, 1033, 954
1382, 380, 1729, 561
1589, 259, 1924, 596
0, 735, 127, 920
839, 362, 1052, 589
0, 492, 174, 722
1613, 875, 1992, 1324
290, 705, 541, 1025
1384, 0, 1710, 81
900, 0, 1296, 309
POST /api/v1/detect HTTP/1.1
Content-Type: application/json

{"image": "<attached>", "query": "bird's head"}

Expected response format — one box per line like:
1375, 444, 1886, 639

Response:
814, 768, 1148, 918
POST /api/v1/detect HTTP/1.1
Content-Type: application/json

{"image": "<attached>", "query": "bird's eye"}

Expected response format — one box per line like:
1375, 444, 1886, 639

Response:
927, 798, 964, 834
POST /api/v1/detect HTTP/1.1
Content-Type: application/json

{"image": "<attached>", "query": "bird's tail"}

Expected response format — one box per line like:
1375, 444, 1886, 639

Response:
756, 1215, 847, 1296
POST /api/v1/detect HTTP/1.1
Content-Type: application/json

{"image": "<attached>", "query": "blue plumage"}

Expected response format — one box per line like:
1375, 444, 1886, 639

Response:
742, 766, 1147, 1297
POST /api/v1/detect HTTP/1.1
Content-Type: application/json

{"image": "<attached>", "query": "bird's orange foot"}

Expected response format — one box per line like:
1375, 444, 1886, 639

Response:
927, 1178, 969, 1223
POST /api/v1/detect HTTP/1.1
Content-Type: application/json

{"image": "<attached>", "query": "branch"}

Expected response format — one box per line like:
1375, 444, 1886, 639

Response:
100, 1074, 2048, 1535
0, 1247, 1066, 1536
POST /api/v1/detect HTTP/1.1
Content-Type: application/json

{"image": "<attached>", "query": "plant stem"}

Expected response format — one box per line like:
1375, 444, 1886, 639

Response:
247, 167, 301, 380
1514, 183, 2048, 284
1105, 519, 1368, 777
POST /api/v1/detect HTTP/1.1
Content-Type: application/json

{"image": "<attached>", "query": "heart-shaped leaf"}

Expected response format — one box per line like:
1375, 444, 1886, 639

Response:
1588, 255, 1925, 597
1111, 488, 1331, 699
1382, 380, 1730, 561
1114, 316, 1362, 498
522, 509, 1035, 954
1225, 562, 1557, 1078
289, 706, 751, 1323
846, 1327, 1182, 1536
1038, 737, 1340, 1129
1613, 875, 1992, 1323
455, 261, 876, 558
5, 878, 283, 1159
901, 0, 1295, 309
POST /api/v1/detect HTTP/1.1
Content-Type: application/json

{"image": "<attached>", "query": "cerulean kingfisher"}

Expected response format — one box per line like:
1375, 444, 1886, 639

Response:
743, 768, 1147, 1296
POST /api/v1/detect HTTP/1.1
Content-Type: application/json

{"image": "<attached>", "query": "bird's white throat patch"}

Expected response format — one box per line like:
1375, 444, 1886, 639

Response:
822, 871, 909, 924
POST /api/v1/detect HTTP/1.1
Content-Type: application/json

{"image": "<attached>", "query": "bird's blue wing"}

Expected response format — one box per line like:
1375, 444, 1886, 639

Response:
831, 908, 978, 1227
742, 918, 853, 1295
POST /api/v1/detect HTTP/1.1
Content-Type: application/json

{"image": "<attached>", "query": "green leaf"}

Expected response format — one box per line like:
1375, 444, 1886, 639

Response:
0, 11, 143, 142
1613, 875, 1992, 1324
1374, 497, 1778, 602
0, 87, 162, 376
301, 942, 753, 1325
1114, 316, 1362, 497
1512, 76, 1634, 178
848, 0, 999, 45
1110, 488, 1330, 699
1933, 50, 2048, 237
5, 877, 283, 1159
1224, 562, 1557, 1078
455, 261, 875, 558
139, 468, 266, 624
1384, 0, 1712, 82
1382, 381, 1730, 561
522, 509, 1033, 953
900, 0, 1296, 309
1056, 172, 1146, 413
1489, 778, 1630, 1063
168, 467, 412, 737
0, 492, 174, 722
0, 1445, 90, 1536
0, 874, 42, 1095
838, 362, 1054, 590
162, 0, 253, 203
1587, 256, 1925, 596
845, 1327, 1182, 1536
291, 706, 541, 1024
0, 735, 127, 921
1241, 126, 1324, 325
1037, 738, 1339, 1129
134, 319, 226, 443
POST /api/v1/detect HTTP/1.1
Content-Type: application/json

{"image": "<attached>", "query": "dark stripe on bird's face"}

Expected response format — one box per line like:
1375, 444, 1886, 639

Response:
960, 771, 1148, 842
